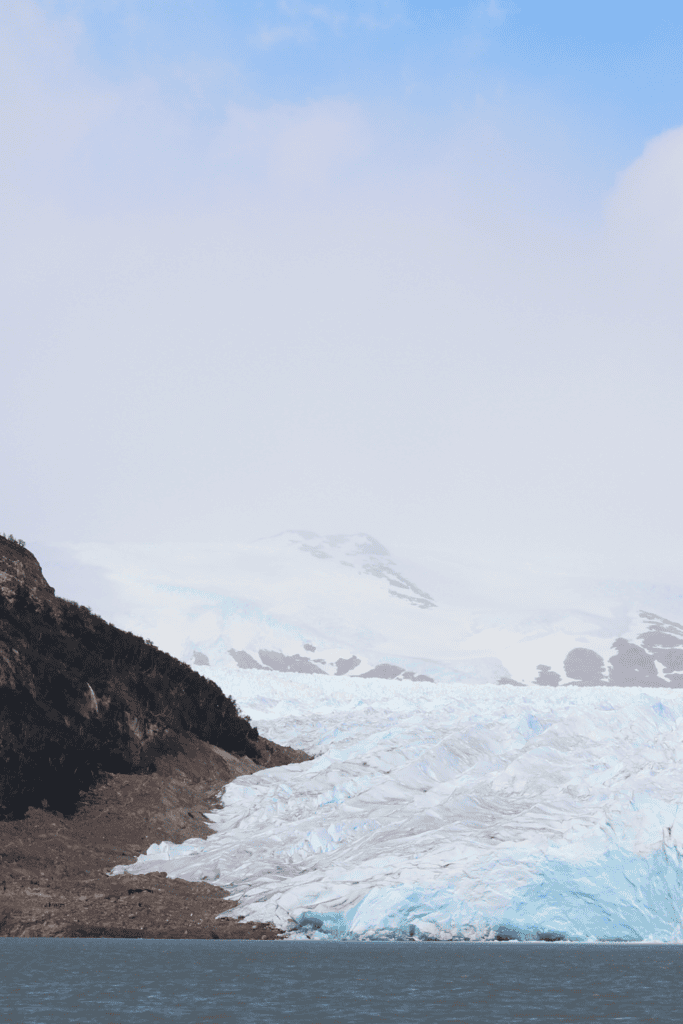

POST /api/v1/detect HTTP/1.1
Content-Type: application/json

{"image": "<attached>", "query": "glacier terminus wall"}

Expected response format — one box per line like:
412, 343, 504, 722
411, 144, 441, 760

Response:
113, 675, 683, 942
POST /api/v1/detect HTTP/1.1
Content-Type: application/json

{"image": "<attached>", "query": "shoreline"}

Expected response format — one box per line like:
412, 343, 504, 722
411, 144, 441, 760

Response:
0, 733, 310, 940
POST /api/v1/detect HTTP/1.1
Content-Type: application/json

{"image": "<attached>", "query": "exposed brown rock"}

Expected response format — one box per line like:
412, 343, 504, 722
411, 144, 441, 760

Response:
0, 535, 58, 611
0, 733, 310, 938
0, 535, 313, 937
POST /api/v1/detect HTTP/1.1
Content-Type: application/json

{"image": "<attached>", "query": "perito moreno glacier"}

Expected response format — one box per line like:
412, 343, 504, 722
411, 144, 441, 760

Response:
79, 530, 683, 941
113, 673, 683, 942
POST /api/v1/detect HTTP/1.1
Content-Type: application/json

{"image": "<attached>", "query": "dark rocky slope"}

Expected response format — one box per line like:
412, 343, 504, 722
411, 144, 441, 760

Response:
0, 535, 310, 937
505, 610, 683, 688
0, 535, 299, 818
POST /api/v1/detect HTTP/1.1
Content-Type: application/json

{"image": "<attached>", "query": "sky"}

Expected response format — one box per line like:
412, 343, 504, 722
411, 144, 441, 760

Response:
4, 0, 683, 593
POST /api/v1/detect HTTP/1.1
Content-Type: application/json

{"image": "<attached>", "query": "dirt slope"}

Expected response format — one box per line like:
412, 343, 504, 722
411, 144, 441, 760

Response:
0, 733, 310, 938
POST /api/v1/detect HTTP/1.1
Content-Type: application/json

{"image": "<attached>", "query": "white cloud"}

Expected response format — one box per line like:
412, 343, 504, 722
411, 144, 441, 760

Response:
484, 0, 507, 25
290, 3, 348, 31
255, 24, 305, 49
207, 99, 369, 188
608, 125, 683, 243
3, 3, 683, 584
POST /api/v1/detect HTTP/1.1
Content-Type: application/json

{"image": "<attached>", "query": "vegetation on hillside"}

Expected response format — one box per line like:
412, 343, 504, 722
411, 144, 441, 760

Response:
0, 585, 259, 818
0, 533, 25, 547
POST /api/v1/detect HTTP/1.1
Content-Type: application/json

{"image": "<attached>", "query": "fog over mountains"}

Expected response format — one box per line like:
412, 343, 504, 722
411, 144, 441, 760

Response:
50, 531, 683, 692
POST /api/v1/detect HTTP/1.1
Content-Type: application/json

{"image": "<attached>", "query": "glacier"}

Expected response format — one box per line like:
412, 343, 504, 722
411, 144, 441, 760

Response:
112, 673, 683, 942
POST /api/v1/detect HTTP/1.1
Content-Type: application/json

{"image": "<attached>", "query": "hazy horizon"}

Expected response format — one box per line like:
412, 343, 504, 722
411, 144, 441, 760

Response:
4, 2, 683, 589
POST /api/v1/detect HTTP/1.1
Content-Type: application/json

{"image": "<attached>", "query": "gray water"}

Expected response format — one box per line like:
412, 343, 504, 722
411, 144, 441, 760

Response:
1, 938, 681, 1023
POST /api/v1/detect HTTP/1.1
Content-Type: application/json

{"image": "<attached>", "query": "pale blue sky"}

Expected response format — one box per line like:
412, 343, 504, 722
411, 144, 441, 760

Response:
42, 1, 683, 166
3, 1, 683, 586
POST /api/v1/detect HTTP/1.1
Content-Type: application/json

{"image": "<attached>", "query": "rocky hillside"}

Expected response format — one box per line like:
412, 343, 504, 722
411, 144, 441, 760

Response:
0, 536, 293, 819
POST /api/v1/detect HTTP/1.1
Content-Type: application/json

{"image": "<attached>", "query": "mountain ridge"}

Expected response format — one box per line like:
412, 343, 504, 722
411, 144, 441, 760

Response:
34, 531, 683, 688
278, 531, 437, 610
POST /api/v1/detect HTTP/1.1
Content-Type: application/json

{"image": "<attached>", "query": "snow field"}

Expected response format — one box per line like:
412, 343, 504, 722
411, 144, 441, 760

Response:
112, 674, 683, 941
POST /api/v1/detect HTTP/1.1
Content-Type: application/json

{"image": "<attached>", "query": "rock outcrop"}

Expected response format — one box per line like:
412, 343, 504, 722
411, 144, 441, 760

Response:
0, 536, 298, 819
225, 646, 433, 680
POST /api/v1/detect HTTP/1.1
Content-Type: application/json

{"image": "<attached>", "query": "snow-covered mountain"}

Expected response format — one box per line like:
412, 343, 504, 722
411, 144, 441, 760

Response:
281, 531, 437, 609
200, 531, 438, 681
61, 530, 683, 689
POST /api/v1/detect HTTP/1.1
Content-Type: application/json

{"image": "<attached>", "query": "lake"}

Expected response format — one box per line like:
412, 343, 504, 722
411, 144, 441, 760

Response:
1, 938, 682, 1023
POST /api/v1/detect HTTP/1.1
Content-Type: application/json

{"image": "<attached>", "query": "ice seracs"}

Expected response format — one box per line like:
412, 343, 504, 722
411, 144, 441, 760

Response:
113, 673, 683, 942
